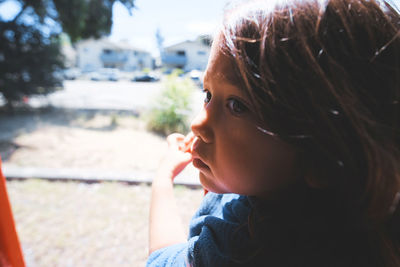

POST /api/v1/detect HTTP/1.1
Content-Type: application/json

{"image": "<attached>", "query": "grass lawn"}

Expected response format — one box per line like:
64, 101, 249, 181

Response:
6, 179, 203, 267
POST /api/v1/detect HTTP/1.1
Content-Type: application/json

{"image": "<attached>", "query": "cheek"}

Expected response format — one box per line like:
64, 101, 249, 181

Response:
255, 142, 298, 189
213, 139, 264, 189
217, 135, 297, 193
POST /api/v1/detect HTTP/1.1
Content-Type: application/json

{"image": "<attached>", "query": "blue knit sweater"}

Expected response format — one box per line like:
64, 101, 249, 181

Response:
146, 192, 254, 267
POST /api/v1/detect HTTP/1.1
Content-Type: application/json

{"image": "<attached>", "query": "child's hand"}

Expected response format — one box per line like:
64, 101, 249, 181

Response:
157, 132, 195, 183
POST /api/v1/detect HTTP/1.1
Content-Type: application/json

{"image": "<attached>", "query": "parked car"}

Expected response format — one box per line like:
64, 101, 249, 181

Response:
63, 68, 81, 80
162, 68, 173, 75
90, 68, 120, 81
132, 73, 159, 82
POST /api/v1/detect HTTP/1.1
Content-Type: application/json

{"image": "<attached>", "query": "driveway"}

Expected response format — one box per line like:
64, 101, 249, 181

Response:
28, 80, 203, 115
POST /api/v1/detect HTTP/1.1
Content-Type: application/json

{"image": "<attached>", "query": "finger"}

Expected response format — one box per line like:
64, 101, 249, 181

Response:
172, 152, 194, 177
167, 133, 185, 146
182, 151, 193, 163
182, 132, 195, 152
184, 131, 194, 143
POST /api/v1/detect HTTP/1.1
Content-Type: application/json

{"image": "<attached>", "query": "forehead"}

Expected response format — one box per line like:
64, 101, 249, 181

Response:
203, 34, 242, 86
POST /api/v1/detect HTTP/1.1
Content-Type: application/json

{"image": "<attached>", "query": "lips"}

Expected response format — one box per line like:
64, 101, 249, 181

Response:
191, 137, 211, 172
192, 158, 210, 171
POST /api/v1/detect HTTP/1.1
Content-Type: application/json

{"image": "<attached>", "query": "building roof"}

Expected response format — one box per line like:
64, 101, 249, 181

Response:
77, 37, 150, 54
164, 35, 212, 50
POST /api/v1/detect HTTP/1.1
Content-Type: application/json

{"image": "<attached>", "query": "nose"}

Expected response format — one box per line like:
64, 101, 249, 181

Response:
191, 106, 214, 143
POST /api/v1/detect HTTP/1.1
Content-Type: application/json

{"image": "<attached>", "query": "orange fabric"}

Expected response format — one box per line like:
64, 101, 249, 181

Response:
203, 189, 208, 196
0, 157, 25, 267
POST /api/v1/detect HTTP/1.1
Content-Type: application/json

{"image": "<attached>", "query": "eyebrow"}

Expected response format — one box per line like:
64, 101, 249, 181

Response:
203, 71, 242, 89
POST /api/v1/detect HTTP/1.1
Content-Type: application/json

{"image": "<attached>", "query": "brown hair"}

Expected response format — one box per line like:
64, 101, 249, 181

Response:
221, 0, 400, 265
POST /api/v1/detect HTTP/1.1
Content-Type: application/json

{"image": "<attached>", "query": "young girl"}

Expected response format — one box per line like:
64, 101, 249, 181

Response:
147, 0, 400, 266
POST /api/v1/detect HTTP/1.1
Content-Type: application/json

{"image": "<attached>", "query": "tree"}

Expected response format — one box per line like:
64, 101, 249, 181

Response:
0, 21, 64, 106
0, 0, 135, 109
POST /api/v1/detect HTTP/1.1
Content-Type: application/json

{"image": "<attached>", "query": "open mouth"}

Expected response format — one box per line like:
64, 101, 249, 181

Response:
192, 158, 210, 172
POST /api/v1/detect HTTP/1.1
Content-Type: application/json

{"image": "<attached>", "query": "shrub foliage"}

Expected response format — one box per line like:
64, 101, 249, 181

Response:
147, 70, 195, 136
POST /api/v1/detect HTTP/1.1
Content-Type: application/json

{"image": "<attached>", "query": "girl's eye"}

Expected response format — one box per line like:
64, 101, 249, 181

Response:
203, 90, 212, 103
227, 98, 248, 115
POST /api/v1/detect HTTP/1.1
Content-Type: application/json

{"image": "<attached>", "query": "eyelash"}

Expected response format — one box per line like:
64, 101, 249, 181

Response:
202, 89, 248, 115
227, 98, 248, 115
203, 89, 212, 104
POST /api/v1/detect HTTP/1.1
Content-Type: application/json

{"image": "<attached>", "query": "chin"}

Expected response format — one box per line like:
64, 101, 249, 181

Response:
199, 173, 227, 194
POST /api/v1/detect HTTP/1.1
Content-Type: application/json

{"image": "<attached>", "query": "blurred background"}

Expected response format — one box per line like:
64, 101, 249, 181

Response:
0, 0, 228, 265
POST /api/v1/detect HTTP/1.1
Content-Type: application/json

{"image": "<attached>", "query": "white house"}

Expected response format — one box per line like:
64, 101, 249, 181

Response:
76, 38, 153, 72
60, 34, 77, 68
161, 35, 211, 71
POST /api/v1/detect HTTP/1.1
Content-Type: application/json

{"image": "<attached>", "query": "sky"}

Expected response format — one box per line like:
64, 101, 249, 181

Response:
110, 0, 228, 55
0, 0, 228, 56
2, 0, 400, 56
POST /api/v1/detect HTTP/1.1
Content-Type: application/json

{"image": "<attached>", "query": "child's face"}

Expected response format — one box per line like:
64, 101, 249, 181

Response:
191, 33, 299, 198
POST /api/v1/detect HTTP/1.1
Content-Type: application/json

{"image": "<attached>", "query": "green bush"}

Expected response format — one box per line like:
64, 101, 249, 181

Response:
146, 71, 195, 136
142, 67, 151, 74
